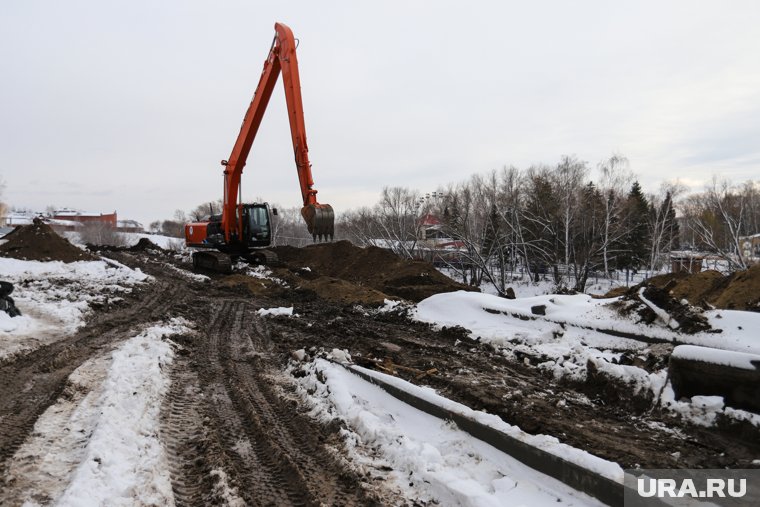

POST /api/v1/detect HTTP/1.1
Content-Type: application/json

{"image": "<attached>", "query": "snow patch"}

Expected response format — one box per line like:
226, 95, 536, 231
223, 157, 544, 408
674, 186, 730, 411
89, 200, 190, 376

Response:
0, 257, 151, 360
256, 306, 295, 317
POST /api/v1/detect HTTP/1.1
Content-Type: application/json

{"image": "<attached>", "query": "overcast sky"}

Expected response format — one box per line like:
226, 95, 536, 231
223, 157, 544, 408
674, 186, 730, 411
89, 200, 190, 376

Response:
2, 1, 759, 227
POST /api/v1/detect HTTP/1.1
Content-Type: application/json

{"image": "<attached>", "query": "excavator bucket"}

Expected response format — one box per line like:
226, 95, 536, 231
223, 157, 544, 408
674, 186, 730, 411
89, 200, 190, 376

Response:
301, 203, 335, 241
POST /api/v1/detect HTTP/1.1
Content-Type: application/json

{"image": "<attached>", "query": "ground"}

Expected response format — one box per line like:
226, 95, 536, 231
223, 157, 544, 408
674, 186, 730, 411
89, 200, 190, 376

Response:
1, 227, 759, 506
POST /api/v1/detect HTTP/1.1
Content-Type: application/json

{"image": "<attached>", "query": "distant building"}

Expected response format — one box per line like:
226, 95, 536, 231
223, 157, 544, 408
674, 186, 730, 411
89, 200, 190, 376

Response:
53, 208, 117, 227
670, 251, 704, 274
739, 233, 760, 264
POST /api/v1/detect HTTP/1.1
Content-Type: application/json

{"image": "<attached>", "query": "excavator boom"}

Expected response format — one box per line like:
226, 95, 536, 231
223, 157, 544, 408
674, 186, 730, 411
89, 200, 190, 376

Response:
222, 22, 333, 242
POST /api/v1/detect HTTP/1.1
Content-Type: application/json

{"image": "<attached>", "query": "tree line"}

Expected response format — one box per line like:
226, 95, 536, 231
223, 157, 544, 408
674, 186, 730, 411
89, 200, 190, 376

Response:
338, 155, 760, 295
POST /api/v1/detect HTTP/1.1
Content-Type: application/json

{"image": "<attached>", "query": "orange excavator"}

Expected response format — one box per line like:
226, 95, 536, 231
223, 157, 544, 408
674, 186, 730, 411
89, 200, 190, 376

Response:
185, 22, 334, 272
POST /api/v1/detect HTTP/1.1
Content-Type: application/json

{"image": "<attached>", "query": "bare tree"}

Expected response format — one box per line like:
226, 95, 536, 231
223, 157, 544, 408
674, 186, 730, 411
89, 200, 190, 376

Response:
189, 199, 223, 221
680, 177, 748, 270
373, 186, 422, 258
597, 154, 633, 275
271, 206, 314, 247
647, 181, 685, 273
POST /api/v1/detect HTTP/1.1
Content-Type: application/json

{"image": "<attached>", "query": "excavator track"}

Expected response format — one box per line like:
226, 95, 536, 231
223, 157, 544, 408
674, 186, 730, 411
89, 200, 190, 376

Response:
191, 251, 233, 274
244, 249, 280, 266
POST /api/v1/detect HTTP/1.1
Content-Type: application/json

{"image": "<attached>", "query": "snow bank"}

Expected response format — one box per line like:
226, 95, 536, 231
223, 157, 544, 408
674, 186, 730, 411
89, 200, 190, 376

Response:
415, 291, 760, 355
55, 320, 187, 506
0, 257, 151, 360
4, 319, 190, 506
672, 345, 760, 370
292, 358, 607, 506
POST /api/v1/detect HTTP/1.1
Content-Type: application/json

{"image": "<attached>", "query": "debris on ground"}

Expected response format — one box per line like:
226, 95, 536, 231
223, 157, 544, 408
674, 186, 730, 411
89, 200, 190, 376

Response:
612, 284, 712, 334
0, 219, 99, 263
623, 264, 760, 312
0, 281, 21, 317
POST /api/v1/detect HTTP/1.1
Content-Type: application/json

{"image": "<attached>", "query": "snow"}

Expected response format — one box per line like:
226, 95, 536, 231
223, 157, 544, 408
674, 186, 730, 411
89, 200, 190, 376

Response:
671, 345, 760, 370
658, 387, 726, 427
256, 306, 295, 317
4, 319, 189, 506
162, 262, 210, 282
414, 291, 760, 355
0, 257, 151, 360
292, 358, 606, 507
244, 264, 286, 285
350, 363, 623, 483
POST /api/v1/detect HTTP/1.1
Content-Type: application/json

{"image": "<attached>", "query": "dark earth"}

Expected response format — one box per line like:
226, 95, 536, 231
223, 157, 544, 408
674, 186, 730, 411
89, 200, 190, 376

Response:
1, 226, 759, 506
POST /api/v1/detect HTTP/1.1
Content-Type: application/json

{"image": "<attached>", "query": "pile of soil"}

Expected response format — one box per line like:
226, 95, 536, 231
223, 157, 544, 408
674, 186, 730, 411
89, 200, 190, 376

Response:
711, 264, 760, 311
128, 238, 166, 253
271, 241, 474, 303
638, 265, 760, 312
0, 220, 98, 263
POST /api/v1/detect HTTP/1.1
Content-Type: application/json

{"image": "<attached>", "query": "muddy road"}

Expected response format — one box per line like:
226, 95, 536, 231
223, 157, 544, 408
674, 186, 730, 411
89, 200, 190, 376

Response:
1, 246, 758, 505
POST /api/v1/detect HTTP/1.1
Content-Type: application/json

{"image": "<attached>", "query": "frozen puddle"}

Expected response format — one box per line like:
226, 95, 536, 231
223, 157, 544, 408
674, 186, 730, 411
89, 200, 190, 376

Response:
1, 319, 188, 507
292, 358, 606, 507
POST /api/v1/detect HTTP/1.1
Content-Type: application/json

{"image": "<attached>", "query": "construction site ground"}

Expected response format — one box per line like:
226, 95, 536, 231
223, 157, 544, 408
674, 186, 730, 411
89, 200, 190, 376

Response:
1, 226, 759, 505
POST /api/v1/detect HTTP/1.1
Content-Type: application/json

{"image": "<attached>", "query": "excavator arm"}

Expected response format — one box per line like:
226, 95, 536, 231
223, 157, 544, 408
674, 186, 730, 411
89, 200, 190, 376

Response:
221, 22, 334, 242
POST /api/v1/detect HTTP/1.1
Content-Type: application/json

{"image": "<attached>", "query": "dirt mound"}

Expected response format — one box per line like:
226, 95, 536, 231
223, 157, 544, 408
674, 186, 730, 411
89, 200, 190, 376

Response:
711, 264, 760, 311
128, 237, 166, 253
631, 266, 760, 312
0, 220, 99, 263
272, 241, 474, 303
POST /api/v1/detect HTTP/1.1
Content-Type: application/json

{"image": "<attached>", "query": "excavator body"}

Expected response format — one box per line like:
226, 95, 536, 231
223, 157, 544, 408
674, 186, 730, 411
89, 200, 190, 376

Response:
185, 203, 277, 273
185, 22, 334, 272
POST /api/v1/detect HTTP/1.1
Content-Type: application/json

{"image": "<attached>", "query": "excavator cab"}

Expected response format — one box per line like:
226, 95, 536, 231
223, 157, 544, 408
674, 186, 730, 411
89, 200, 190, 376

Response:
241, 203, 273, 248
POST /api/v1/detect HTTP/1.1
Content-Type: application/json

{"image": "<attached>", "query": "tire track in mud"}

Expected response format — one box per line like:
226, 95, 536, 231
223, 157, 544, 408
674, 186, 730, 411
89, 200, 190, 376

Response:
176, 300, 378, 507
195, 300, 299, 506
0, 279, 185, 482
160, 362, 232, 507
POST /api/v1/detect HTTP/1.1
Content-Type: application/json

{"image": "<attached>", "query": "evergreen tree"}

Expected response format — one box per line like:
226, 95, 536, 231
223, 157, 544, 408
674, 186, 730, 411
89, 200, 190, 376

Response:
617, 181, 650, 270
